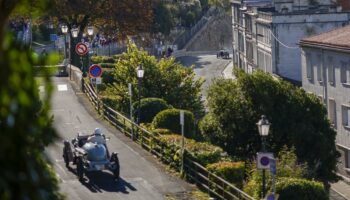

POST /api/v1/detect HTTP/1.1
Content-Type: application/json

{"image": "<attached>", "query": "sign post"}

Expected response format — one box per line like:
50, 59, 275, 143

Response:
180, 110, 185, 175
269, 158, 277, 200
89, 64, 103, 100
75, 42, 89, 76
128, 83, 134, 140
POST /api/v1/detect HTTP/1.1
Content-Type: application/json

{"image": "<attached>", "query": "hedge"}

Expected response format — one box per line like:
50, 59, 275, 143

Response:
99, 63, 116, 68
133, 98, 171, 123
90, 55, 118, 64
100, 95, 128, 114
152, 108, 195, 138
276, 177, 328, 200
152, 128, 172, 135
158, 134, 223, 166
207, 161, 245, 188
101, 70, 115, 85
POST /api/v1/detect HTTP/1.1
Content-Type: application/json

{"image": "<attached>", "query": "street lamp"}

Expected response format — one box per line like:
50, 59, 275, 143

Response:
71, 28, 79, 38
61, 24, 70, 79
87, 26, 94, 36
256, 115, 270, 199
137, 64, 144, 125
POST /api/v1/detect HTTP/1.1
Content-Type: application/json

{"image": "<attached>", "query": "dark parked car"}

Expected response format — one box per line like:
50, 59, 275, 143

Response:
217, 49, 230, 59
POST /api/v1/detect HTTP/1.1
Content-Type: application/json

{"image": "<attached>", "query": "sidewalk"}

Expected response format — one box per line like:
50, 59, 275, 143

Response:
221, 60, 236, 79
331, 180, 350, 200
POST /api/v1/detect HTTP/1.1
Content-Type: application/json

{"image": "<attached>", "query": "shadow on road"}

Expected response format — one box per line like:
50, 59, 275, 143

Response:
66, 165, 137, 193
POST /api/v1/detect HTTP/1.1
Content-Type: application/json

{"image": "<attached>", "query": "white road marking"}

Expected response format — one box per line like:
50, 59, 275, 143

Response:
57, 84, 68, 91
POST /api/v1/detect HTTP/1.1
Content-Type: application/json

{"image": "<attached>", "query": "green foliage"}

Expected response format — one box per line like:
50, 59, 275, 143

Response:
159, 134, 223, 166
205, 69, 339, 182
0, 34, 62, 199
199, 113, 222, 143
133, 97, 171, 123
152, 128, 173, 135
91, 55, 118, 64
276, 177, 328, 200
207, 161, 245, 188
244, 147, 309, 199
152, 109, 195, 138
108, 42, 204, 118
101, 70, 115, 85
99, 63, 116, 68
100, 87, 129, 114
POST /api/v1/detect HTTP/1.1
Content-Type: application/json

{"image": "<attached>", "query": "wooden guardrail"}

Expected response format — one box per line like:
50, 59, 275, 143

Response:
83, 81, 255, 200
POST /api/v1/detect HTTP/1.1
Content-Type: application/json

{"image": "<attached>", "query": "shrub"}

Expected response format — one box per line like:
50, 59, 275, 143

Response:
159, 134, 223, 166
101, 70, 115, 85
152, 109, 195, 138
133, 98, 171, 123
152, 128, 172, 135
100, 95, 128, 114
276, 177, 328, 200
199, 113, 222, 143
99, 63, 116, 68
207, 161, 245, 188
91, 55, 117, 64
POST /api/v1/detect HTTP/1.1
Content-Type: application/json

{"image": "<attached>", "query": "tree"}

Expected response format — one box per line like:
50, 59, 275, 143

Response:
38, 0, 154, 66
105, 41, 204, 118
0, 1, 63, 199
202, 69, 339, 182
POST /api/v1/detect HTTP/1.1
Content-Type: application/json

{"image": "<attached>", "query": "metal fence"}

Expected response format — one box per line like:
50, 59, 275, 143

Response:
83, 81, 255, 200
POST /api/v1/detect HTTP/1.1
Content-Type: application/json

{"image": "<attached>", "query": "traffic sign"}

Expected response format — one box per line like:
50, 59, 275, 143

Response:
257, 152, 274, 169
89, 64, 103, 78
75, 42, 88, 56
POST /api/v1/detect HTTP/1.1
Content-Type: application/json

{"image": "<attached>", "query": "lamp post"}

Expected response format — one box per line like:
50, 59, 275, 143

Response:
61, 25, 70, 79
137, 64, 144, 125
87, 26, 94, 67
256, 115, 270, 199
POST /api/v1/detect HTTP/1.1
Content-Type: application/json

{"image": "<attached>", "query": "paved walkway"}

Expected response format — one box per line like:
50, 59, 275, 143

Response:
221, 61, 236, 79
331, 180, 350, 200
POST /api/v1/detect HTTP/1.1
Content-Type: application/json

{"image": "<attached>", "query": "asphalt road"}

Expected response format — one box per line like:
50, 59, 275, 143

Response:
45, 77, 191, 200
176, 54, 231, 99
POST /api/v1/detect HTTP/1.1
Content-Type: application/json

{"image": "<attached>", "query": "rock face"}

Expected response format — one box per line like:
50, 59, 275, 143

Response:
83, 142, 107, 161
185, 13, 232, 51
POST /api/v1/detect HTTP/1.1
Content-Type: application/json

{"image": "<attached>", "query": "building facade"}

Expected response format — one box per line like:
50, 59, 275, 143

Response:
231, 0, 350, 84
300, 25, 350, 180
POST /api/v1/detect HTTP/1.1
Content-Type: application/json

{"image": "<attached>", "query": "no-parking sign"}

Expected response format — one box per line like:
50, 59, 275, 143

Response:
257, 152, 274, 169
75, 42, 89, 56
89, 64, 103, 78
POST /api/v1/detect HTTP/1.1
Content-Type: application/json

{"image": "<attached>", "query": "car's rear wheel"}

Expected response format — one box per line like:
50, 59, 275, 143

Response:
111, 153, 120, 180
63, 148, 69, 167
76, 157, 84, 181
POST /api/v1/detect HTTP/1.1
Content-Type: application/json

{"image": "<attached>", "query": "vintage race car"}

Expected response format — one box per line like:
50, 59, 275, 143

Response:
63, 133, 120, 181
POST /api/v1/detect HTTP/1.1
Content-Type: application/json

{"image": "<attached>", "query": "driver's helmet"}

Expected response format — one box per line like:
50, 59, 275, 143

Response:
94, 128, 102, 136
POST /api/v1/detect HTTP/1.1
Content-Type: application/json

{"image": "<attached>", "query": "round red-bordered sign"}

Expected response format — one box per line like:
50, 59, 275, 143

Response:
89, 64, 103, 78
75, 42, 89, 56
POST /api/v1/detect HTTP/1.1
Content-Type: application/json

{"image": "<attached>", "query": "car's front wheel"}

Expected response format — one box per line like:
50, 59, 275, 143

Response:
76, 157, 84, 181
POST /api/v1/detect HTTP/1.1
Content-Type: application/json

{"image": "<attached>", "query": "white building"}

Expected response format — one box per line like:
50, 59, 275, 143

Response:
231, 0, 350, 84
300, 25, 350, 180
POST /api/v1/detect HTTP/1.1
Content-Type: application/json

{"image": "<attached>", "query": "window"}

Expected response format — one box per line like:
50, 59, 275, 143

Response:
306, 54, 313, 80
346, 150, 350, 169
316, 55, 322, 82
265, 54, 272, 73
342, 105, 350, 127
245, 15, 252, 33
238, 32, 244, 52
246, 41, 253, 62
328, 99, 336, 127
258, 50, 265, 70
257, 24, 271, 45
328, 57, 335, 84
341, 62, 350, 84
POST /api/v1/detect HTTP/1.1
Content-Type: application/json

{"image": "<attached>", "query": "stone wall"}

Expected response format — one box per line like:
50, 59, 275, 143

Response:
185, 13, 233, 51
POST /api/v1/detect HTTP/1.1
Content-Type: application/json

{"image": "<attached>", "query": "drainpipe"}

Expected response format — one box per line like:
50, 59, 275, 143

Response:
322, 49, 328, 107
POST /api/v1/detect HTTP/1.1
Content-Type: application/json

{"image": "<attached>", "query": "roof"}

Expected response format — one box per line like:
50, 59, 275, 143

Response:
300, 25, 350, 52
